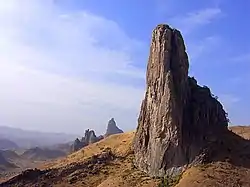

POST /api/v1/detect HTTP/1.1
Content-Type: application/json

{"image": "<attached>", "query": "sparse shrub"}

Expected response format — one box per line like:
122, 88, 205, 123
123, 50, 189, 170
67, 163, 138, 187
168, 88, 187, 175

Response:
157, 174, 182, 187
158, 177, 169, 187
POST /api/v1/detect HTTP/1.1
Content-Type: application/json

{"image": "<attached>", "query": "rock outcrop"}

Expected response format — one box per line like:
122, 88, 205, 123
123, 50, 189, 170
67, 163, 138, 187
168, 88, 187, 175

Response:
105, 118, 123, 137
133, 24, 229, 177
71, 119, 123, 152
72, 129, 103, 152
72, 138, 85, 152
82, 129, 100, 144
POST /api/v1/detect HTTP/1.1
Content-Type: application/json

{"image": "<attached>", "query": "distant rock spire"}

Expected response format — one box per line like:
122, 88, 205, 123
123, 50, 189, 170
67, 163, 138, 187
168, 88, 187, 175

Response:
105, 118, 123, 137
71, 129, 103, 152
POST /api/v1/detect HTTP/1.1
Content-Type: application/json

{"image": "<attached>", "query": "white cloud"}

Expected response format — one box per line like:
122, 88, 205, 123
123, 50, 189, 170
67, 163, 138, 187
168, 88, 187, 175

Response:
164, 7, 224, 65
0, 63, 143, 134
0, 0, 145, 134
171, 7, 222, 34
0, 0, 145, 79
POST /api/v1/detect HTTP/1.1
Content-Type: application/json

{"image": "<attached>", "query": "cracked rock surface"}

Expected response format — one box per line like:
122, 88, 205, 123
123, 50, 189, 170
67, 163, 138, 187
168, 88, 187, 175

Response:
133, 24, 228, 177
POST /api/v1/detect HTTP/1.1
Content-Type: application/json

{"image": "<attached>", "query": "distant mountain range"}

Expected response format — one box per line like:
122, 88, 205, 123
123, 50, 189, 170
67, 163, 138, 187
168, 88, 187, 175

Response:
0, 146, 69, 179
0, 126, 78, 149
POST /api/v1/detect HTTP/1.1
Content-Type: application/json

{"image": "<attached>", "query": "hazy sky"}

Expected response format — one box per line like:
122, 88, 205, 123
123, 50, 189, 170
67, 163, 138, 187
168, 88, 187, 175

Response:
0, 0, 249, 135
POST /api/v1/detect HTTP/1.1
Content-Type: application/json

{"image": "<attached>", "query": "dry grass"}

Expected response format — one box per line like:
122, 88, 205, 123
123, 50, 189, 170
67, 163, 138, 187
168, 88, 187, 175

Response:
177, 162, 250, 187
44, 131, 135, 169
3, 131, 159, 187
3, 125, 250, 187
229, 125, 250, 140
175, 125, 250, 187
36, 126, 250, 187
69, 154, 158, 187
48, 131, 159, 187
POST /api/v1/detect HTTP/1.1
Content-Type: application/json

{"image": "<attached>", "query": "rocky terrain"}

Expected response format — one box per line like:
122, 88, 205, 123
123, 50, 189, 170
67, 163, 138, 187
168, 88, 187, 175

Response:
0, 118, 124, 182
1, 132, 160, 187
1, 126, 250, 187
1, 24, 250, 187
0, 150, 35, 183
0, 147, 68, 183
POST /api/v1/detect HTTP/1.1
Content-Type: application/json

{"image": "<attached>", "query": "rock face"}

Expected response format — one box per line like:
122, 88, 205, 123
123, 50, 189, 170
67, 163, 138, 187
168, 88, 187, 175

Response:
82, 129, 100, 144
72, 129, 103, 152
105, 118, 123, 137
72, 138, 85, 152
133, 24, 228, 177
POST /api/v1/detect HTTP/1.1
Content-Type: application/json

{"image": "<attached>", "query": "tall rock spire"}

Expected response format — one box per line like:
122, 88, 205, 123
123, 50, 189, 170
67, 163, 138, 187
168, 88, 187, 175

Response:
133, 24, 228, 177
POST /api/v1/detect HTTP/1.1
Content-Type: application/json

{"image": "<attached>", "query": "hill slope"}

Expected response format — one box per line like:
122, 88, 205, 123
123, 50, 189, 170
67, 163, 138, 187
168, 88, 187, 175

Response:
0, 152, 17, 172
21, 147, 66, 161
0, 147, 66, 183
0, 138, 18, 150
176, 162, 250, 187
2, 132, 159, 187
1, 126, 250, 187
47, 131, 136, 168
229, 126, 250, 139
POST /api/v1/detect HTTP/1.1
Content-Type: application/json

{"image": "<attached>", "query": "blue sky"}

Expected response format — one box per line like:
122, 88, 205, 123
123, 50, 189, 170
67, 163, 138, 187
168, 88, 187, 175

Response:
0, 0, 249, 134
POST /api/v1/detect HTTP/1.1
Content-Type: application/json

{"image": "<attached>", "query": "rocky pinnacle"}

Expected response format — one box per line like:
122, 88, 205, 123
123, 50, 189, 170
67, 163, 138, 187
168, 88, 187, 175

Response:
133, 24, 228, 177
105, 118, 123, 137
